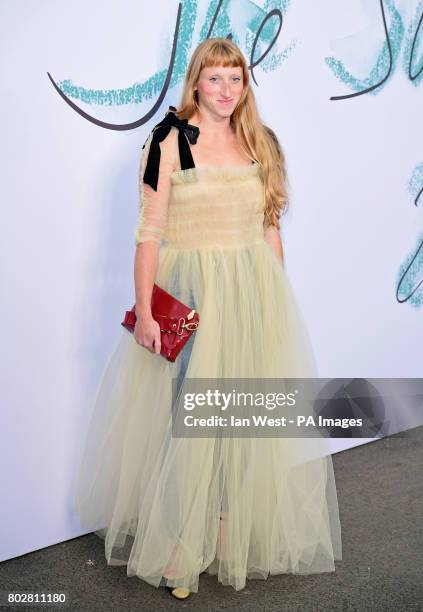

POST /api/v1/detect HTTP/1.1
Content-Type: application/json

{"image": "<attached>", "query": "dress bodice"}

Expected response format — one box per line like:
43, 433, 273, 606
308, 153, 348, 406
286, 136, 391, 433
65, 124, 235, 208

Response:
166, 164, 265, 249
134, 109, 266, 250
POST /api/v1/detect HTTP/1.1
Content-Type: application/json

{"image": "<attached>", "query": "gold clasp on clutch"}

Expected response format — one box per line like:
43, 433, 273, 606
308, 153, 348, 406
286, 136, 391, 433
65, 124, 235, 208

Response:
176, 316, 198, 335
158, 310, 198, 335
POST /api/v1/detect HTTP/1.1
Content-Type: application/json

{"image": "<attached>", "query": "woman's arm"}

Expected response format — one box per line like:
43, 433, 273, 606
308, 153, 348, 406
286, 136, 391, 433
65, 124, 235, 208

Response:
264, 224, 284, 269
133, 127, 177, 354
134, 241, 159, 319
134, 241, 162, 354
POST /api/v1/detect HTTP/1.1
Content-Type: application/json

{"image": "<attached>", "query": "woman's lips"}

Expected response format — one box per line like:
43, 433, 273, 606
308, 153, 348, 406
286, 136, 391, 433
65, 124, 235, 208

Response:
217, 99, 233, 105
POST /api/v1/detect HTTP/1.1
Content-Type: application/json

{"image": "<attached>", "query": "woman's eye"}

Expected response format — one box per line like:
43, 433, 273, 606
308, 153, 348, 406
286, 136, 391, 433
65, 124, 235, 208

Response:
209, 77, 241, 82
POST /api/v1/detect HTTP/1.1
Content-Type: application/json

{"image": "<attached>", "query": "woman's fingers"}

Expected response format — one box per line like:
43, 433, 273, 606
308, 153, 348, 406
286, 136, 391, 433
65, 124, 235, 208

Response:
134, 318, 161, 355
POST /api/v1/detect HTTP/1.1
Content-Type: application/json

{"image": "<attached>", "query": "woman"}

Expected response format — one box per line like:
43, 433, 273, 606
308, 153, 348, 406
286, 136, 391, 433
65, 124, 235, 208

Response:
74, 38, 342, 601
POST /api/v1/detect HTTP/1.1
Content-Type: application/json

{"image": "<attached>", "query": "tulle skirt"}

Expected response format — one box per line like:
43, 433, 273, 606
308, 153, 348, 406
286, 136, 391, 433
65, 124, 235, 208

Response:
73, 240, 342, 592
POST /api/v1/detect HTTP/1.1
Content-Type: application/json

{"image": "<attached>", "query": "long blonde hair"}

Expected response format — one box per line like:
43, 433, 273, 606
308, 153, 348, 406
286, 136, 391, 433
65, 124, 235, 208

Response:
176, 38, 289, 230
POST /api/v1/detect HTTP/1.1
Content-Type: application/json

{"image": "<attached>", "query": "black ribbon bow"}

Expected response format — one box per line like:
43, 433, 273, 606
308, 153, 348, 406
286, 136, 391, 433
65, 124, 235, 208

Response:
142, 105, 200, 191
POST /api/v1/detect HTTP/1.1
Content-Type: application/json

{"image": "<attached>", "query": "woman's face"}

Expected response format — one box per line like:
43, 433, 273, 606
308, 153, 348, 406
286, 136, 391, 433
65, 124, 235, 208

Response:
194, 64, 244, 119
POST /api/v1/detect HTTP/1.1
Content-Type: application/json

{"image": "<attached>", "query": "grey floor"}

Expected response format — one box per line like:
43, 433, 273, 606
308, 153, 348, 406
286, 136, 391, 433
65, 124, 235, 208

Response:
1, 426, 422, 612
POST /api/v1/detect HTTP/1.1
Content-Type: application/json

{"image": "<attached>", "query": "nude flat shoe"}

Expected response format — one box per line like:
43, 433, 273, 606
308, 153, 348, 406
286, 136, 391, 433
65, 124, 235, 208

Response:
165, 586, 191, 599
163, 563, 192, 599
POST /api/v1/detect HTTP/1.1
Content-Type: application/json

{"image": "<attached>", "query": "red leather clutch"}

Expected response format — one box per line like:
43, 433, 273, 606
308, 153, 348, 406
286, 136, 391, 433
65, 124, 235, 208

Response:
121, 283, 200, 362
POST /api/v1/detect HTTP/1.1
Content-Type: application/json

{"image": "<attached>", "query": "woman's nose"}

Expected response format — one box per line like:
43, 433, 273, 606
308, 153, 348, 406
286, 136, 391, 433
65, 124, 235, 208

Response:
220, 82, 231, 96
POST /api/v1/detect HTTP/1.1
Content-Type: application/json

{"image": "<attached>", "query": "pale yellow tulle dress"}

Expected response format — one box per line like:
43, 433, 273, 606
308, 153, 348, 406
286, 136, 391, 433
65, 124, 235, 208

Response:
74, 123, 342, 593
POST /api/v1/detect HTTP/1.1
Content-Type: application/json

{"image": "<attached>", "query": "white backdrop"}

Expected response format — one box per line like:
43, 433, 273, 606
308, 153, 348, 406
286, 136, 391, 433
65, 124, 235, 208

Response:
1, 0, 422, 561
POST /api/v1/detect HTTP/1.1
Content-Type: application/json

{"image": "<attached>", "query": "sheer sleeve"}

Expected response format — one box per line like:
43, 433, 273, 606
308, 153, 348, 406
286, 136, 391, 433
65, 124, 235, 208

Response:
134, 126, 178, 245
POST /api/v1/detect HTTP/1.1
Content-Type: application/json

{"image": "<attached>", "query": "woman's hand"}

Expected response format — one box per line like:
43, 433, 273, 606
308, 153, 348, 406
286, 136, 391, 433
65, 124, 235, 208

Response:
134, 313, 162, 355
